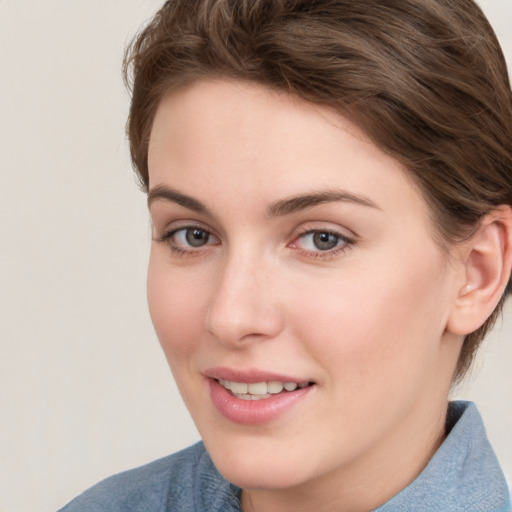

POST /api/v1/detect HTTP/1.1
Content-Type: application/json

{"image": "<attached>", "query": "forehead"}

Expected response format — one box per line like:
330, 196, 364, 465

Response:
148, 79, 376, 159
147, 79, 431, 226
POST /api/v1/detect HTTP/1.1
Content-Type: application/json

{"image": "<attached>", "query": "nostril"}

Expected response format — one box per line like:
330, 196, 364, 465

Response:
205, 294, 284, 347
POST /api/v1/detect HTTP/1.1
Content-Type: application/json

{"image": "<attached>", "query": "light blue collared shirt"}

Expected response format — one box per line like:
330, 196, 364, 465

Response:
59, 401, 510, 511
375, 401, 510, 511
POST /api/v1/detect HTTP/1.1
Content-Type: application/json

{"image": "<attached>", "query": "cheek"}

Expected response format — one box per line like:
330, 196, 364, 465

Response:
147, 254, 206, 361
288, 253, 450, 386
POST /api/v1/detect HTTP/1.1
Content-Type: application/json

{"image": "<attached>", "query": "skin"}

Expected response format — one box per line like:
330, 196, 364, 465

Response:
146, 79, 466, 512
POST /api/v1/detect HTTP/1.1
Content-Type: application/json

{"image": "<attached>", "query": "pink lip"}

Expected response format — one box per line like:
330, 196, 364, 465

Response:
205, 366, 307, 384
205, 367, 315, 426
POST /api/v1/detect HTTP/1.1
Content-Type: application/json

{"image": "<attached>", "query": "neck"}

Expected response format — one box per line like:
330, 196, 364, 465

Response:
241, 400, 448, 512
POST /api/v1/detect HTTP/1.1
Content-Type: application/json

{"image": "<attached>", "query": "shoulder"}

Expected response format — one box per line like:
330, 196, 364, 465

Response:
58, 442, 241, 512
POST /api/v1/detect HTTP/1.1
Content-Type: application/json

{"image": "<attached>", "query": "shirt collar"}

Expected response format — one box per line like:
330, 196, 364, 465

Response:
375, 401, 510, 511
197, 401, 510, 512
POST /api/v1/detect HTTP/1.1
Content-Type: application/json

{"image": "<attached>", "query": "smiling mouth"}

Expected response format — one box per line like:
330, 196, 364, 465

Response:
217, 379, 314, 400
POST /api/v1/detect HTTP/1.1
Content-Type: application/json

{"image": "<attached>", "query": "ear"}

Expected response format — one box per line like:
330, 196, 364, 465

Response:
447, 205, 512, 336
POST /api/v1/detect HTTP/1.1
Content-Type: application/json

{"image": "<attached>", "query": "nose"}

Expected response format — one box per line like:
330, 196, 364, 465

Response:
205, 252, 284, 347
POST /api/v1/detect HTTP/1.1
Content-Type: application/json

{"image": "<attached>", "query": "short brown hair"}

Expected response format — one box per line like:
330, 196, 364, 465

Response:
123, 0, 512, 382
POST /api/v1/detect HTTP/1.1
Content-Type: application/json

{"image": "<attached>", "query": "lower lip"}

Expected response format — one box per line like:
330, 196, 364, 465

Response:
208, 379, 313, 425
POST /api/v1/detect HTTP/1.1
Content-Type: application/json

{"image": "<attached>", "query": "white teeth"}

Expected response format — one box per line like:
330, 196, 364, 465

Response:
218, 379, 310, 397
230, 381, 248, 394
267, 381, 284, 394
219, 379, 231, 390
247, 382, 267, 395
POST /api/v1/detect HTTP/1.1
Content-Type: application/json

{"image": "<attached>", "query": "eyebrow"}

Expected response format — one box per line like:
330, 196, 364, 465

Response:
267, 189, 380, 216
147, 185, 209, 214
147, 185, 380, 216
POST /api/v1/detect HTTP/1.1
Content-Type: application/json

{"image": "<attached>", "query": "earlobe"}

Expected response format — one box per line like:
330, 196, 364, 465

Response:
447, 205, 512, 336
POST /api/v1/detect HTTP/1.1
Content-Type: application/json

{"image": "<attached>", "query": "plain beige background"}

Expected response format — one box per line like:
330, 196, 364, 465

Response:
0, 1, 510, 511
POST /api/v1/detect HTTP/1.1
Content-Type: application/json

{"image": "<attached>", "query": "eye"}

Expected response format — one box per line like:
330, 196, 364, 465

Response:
302, 231, 341, 251
175, 227, 213, 247
158, 226, 220, 253
290, 228, 354, 257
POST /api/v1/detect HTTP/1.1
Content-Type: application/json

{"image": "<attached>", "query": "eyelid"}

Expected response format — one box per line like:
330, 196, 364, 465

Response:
298, 227, 354, 242
288, 225, 356, 260
294, 221, 356, 243
294, 229, 353, 249
153, 217, 214, 238
155, 222, 220, 256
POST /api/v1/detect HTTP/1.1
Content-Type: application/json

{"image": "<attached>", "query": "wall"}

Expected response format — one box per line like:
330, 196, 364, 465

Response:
0, 1, 510, 510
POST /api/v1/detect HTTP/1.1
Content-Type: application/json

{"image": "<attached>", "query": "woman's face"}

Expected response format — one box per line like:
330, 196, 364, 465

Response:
147, 80, 463, 499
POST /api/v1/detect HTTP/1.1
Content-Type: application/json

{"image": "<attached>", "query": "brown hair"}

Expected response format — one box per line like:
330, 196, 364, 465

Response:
123, 0, 512, 382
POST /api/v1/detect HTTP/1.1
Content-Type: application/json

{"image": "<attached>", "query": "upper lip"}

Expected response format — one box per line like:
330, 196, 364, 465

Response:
204, 367, 311, 384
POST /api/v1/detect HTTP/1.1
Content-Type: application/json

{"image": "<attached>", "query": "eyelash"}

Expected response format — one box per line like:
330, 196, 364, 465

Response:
156, 225, 219, 257
292, 228, 355, 260
155, 225, 355, 260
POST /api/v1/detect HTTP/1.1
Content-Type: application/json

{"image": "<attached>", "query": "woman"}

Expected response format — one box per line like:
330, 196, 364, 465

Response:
60, 0, 512, 510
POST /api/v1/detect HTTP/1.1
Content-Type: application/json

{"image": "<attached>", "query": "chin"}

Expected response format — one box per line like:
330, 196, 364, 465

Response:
203, 435, 322, 491
216, 459, 308, 491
